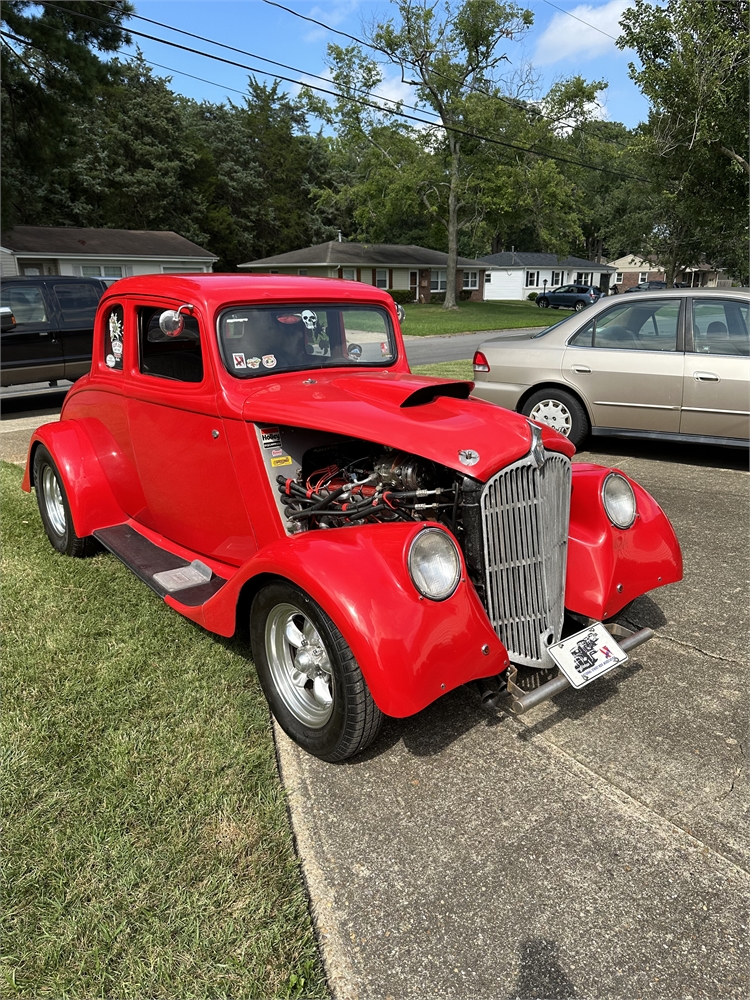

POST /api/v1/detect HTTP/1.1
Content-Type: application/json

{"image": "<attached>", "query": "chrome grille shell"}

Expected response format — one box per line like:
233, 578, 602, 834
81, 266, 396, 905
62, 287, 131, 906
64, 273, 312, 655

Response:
480, 451, 572, 667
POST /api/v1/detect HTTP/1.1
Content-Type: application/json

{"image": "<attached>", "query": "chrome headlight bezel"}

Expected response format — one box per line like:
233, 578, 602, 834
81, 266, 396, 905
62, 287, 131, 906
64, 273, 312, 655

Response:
407, 527, 462, 601
601, 472, 636, 529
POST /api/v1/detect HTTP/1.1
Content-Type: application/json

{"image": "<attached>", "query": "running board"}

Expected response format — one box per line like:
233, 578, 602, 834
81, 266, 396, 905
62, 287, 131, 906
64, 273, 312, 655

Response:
94, 524, 227, 607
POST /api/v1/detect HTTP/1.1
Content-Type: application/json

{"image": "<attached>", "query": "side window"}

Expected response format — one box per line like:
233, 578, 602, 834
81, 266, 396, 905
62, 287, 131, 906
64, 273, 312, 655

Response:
138, 307, 203, 383
0, 285, 49, 324
581, 300, 679, 351
103, 304, 124, 371
568, 320, 593, 347
693, 300, 749, 357
632, 301, 679, 351
53, 282, 102, 325
341, 308, 394, 362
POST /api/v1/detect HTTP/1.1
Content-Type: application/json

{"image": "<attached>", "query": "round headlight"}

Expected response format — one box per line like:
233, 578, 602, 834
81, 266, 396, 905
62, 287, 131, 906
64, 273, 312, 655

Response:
408, 528, 461, 601
602, 473, 636, 528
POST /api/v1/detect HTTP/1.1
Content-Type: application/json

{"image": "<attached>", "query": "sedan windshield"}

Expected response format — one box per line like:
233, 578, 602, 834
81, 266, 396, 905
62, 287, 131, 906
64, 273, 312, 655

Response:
218, 304, 396, 377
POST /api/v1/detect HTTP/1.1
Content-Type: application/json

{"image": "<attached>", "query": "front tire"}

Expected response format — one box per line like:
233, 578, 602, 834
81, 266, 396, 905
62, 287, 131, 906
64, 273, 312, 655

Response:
250, 582, 383, 762
521, 388, 590, 449
536, 298, 549, 308
33, 445, 97, 557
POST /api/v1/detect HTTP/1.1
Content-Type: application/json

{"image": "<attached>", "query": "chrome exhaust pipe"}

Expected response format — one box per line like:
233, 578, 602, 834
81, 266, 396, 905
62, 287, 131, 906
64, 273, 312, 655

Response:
509, 627, 655, 716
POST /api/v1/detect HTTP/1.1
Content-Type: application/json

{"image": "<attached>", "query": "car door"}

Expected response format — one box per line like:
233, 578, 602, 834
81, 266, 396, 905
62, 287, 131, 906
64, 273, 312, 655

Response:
681, 297, 750, 441
50, 280, 105, 380
0, 281, 63, 385
126, 300, 256, 564
562, 298, 684, 433
553, 285, 574, 308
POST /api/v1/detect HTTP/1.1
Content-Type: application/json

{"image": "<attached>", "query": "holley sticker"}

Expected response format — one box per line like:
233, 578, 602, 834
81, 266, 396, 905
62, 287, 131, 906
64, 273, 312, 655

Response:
260, 426, 281, 449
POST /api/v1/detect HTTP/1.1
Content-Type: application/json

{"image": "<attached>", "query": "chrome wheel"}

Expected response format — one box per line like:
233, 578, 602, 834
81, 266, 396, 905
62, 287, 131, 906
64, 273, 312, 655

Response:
265, 603, 334, 727
41, 465, 66, 536
528, 398, 573, 437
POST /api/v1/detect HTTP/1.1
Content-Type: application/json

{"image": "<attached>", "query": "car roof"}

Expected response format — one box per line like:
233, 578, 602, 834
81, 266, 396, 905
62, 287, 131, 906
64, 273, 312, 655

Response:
100, 272, 398, 310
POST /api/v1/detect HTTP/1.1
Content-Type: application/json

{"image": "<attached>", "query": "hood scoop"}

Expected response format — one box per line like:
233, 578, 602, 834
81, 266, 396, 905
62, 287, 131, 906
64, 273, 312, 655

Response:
399, 381, 473, 408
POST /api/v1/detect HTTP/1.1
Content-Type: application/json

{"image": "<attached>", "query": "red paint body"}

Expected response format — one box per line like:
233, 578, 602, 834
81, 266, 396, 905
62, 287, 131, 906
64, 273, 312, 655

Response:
23, 274, 682, 718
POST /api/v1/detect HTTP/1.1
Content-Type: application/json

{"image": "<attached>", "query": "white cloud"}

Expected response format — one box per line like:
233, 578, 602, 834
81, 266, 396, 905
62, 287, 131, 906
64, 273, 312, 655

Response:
533, 0, 632, 67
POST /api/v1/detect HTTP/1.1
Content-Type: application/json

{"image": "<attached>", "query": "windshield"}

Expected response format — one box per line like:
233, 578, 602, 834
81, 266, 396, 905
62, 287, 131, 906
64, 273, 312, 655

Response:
218, 304, 397, 377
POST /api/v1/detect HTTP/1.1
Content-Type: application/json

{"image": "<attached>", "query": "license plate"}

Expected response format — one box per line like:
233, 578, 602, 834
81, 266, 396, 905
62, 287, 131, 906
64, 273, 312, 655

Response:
548, 623, 628, 689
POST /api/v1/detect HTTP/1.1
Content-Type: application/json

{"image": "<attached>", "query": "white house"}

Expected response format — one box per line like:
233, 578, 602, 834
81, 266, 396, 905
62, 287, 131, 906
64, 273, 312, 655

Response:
1, 226, 217, 279
480, 252, 616, 301
239, 240, 491, 302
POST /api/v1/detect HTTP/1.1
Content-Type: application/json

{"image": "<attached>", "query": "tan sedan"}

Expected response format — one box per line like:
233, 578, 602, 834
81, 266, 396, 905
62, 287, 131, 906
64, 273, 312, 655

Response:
472, 289, 750, 448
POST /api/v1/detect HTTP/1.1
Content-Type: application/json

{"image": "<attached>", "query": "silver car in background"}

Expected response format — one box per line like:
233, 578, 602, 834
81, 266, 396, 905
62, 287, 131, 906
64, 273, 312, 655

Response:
472, 289, 749, 449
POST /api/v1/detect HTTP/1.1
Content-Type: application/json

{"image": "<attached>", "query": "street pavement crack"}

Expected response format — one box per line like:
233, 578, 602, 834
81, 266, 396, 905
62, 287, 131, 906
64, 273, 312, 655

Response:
513, 718, 750, 879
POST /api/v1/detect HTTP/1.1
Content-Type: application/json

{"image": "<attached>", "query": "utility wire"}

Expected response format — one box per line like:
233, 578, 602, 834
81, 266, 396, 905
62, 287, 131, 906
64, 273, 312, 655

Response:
262, 0, 632, 149
27, 1, 646, 180
535, 0, 620, 42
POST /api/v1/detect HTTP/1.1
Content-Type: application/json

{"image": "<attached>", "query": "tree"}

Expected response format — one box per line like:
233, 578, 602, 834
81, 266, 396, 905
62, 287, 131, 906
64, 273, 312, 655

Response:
1, 0, 133, 228
370, 0, 534, 307
616, 0, 749, 282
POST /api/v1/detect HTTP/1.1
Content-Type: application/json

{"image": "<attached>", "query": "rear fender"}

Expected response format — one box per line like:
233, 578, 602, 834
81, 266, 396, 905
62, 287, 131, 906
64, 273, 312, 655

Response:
23, 421, 125, 538
174, 522, 508, 718
566, 464, 682, 620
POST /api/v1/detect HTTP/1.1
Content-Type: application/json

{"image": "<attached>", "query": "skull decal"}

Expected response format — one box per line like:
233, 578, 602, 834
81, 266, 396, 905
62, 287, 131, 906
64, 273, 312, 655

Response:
300, 310, 318, 331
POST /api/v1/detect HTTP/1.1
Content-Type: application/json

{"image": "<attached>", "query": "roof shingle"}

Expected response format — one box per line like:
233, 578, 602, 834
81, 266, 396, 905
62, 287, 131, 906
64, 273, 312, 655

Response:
1, 226, 216, 259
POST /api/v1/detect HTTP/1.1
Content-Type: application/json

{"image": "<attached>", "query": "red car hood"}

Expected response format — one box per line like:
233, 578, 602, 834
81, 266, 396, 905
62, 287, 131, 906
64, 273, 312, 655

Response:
241, 371, 539, 480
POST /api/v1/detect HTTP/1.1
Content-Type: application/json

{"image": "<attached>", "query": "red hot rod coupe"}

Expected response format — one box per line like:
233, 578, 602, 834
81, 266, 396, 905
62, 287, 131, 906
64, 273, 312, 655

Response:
23, 275, 683, 761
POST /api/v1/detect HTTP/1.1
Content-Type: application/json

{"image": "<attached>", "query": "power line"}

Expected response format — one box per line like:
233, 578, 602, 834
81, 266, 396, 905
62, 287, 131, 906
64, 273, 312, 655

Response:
262, 0, 632, 150
535, 0, 620, 42
26, 1, 646, 180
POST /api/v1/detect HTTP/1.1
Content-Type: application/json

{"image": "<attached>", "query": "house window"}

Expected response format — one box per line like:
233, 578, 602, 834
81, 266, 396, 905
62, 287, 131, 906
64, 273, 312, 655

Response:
551, 271, 561, 286
298, 269, 308, 276
462, 271, 479, 290
576, 272, 593, 285
162, 266, 204, 273
375, 268, 388, 289
82, 264, 123, 278
615, 271, 623, 284
485, 271, 492, 283
430, 270, 447, 292
525, 270, 540, 287
342, 268, 356, 280
269, 270, 279, 274
639, 272, 649, 283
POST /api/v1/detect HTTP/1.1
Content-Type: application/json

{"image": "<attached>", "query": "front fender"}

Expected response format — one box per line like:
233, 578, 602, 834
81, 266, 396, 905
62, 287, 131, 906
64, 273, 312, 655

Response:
566, 464, 682, 620
23, 420, 126, 538
177, 522, 509, 718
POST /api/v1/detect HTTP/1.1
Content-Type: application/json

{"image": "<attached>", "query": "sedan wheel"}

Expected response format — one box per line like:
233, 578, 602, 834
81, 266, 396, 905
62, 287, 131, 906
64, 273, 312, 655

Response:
521, 388, 590, 449
250, 582, 383, 761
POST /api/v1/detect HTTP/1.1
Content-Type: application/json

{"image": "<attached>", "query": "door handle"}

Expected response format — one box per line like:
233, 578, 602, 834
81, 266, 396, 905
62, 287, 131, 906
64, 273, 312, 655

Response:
693, 371, 719, 382
571, 365, 591, 374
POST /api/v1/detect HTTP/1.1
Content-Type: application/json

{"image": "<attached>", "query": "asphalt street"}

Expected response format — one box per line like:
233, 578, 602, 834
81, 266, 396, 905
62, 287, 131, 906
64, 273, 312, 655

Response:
403, 327, 544, 366
3, 362, 749, 1000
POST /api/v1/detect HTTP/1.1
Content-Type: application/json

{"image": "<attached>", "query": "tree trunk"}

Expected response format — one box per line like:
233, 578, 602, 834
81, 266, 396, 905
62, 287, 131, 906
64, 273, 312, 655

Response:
444, 141, 460, 310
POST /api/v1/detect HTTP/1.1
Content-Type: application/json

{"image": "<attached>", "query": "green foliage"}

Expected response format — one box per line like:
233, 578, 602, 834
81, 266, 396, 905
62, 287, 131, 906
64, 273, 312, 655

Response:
1, 0, 133, 228
527, 291, 538, 301
388, 289, 416, 304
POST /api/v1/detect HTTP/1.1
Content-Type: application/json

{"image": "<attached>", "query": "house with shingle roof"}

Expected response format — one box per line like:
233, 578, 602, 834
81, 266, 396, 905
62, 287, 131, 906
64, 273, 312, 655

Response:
480, 251, 616, 300
239, 240, 492, 302
1, 226, 217, 280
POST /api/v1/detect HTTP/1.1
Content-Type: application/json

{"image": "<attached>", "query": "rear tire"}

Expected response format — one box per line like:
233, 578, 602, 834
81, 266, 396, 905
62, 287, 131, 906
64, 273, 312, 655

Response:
250, 582, 383, 762
574, 300, 585, 312
33, 445, 97, 557
521, 388, 590, 449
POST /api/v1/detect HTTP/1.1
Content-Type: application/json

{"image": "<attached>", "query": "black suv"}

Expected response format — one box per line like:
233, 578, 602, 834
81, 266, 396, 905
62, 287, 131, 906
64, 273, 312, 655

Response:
1, 275, 108, 387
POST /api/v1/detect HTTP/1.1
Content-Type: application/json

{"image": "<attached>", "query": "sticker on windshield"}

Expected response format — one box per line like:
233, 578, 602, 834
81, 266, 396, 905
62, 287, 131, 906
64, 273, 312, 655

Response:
112, 340, 123, 359
232, 353, 246, 369
262, 354, 277, 368
248, 356, 261, 369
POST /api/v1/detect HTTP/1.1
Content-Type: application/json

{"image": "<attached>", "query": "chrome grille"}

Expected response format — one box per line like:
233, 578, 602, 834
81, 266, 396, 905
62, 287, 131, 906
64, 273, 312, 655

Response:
480, 452, 572, 667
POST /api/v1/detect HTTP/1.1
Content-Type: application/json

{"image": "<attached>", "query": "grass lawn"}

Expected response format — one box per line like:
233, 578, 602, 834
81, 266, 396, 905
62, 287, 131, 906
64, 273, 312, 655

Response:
412, 360, 474, 380
400, 299, 544, 337
1, 462, 328, 999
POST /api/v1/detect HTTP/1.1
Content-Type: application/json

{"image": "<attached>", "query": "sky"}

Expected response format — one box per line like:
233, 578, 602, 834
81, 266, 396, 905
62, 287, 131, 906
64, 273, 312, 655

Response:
119, 0, 650, 129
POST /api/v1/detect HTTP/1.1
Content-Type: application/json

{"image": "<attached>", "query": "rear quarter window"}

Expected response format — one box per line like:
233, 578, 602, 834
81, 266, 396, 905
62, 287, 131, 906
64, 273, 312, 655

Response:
53, 282, 102, 324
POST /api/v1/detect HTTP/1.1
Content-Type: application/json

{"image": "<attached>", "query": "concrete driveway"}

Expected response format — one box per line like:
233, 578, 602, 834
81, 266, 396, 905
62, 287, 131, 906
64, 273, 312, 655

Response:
277, 439, 749, 1000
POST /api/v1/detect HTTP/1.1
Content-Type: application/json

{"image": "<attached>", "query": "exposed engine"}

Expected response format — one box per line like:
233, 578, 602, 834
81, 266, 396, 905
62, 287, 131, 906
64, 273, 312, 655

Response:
277, 445, 458, 529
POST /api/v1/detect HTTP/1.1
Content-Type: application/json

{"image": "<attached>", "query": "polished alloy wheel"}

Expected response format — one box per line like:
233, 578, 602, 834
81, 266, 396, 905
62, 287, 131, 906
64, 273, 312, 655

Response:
42, 465, 66, 536
265, 603, 334, 727
528, 398, 573, 436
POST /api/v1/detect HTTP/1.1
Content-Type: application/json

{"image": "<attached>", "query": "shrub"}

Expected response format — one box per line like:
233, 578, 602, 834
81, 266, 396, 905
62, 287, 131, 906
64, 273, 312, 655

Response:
527, 292, 538, 301
430, 292, 445, 303
387, 289, 415, 304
